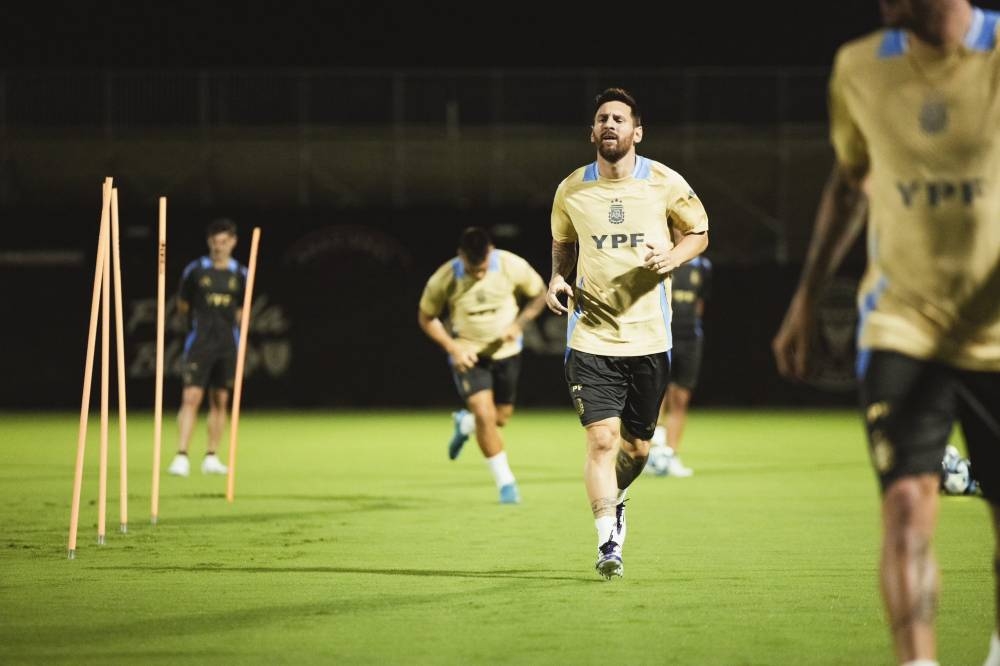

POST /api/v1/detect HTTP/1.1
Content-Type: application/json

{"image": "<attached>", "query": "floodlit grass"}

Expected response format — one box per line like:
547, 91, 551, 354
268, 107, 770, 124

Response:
0, 408, 992, 665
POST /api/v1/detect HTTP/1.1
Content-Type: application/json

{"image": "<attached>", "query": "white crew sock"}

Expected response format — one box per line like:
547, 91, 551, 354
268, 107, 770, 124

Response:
651, 425, 667, 448
984, 631, 1000, 666
595, 515, 616, 547
459, 411, 475, 436
900, 660, 938, 666
486, 451, 515, 488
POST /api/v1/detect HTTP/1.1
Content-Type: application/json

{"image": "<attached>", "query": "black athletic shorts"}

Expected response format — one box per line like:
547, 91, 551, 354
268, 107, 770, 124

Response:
451, 353, 521, 405
181, 344, 237, 391
859, 350, 1000, 502
564, 349, 670, 440
669, 336, 703, 390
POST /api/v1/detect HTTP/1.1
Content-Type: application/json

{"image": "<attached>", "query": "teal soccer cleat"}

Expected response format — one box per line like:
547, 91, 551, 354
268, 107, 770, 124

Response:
448, 409, 472, 460
499, 482, 521, 504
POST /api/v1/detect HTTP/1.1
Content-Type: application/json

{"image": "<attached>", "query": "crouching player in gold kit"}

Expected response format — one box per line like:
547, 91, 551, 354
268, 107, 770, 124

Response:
418, 226, 546, 504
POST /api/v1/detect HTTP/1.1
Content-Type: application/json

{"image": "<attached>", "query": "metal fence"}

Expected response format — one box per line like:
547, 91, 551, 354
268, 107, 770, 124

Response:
1, 67, 830, 132
0, 67, 837, 265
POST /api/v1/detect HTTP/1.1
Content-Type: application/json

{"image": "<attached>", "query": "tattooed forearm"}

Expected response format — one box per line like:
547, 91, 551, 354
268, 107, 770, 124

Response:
551, 240, 577, 281
591, 497, 617, 519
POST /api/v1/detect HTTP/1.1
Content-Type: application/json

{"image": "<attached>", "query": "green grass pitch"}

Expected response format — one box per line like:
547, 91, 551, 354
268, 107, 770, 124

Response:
0, 408, 992, 665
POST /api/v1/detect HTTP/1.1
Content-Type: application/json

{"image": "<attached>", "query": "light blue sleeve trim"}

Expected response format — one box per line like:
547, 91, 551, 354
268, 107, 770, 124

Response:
966, 8, 998, 51
855, 276, 888, 378
877, 29, 908, 58
659, 281, 673, 350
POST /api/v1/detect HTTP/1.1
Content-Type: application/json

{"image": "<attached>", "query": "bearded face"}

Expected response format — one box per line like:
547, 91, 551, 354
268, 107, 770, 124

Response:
591, 100, 641, 164
594, 127, 634, 163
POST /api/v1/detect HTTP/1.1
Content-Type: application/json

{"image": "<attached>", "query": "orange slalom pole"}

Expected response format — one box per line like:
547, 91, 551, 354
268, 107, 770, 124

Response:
111, 188, 129, 534
151, 197, 166, 525
68, 177, 112, 559
97, 198, 111, 545
226, 226, 261, 503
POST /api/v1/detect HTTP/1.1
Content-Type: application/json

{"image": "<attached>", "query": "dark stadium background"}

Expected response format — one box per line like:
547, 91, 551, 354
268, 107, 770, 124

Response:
4, 1, 999, 409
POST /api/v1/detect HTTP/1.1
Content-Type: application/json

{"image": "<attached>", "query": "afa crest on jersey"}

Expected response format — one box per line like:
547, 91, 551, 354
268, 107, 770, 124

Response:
919, 97, 948, 135
608, 198, 625, 225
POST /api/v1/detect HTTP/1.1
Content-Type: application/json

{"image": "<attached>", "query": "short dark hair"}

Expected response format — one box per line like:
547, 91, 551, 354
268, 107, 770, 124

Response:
206, 218, 237, 237
593, 87, 641, 126
457, 226, 493, 264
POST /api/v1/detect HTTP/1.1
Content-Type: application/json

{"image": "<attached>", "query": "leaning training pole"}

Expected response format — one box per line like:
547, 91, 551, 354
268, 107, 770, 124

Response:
111, 187, 129, 534
151, 197, 166, 525
226, 226, 261, 503
68, 176, 112, 559
97, 194, 111, 545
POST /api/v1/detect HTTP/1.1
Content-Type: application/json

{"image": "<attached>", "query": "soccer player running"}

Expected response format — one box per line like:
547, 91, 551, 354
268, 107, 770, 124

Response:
649, 251, 713, 478
772, 2, 1000, 664
418, 226, 547, 504
167, 218, 247, 477
547, 87, 709, 579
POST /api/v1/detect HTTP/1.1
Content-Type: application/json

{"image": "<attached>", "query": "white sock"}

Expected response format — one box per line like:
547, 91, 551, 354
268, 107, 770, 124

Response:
984, 631, 1000, 666
486, 451, 515, 488
900, 660, 938, 666
595, 515, 616, 547
651, 425, 667, 448
459, 411, 475, 436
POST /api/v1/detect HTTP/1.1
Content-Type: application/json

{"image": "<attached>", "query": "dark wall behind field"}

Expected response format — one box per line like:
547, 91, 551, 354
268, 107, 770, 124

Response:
1, 204, 863, 411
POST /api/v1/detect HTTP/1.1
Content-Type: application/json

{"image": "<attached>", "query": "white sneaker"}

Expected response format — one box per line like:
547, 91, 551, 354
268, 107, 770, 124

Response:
668, 455, 694, 478
651, 425, 667, 448
201, 454, 228, 475
167, 454, 190, 477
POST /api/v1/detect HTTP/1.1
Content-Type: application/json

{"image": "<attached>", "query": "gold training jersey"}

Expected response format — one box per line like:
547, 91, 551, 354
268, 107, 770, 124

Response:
830, 7, 1000, 371
551, 156, 709, 356
419, 249, 545, 360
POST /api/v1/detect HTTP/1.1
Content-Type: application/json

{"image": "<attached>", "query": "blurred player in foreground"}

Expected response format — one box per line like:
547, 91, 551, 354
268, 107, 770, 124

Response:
772, 2, 1000, 664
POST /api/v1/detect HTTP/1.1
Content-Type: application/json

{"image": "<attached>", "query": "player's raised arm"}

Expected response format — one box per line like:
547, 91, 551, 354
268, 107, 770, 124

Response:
772, 161, 868, 381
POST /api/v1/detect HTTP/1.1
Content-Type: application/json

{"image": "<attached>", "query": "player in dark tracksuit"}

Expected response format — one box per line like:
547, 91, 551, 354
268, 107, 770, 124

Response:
651, 255, 712, 477
167, 218, 247, 477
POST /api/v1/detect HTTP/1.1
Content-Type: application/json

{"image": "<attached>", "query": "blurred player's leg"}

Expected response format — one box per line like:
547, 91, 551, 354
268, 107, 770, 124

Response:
202, 387, 229, 474
952, 371, 1000, 666
987, 504, 1000, 666
862, 352, 954, 664
880, 475, 940, 664
665, 384, 694, 477
170, 385, 205, 476
448, 408, 475, 459
467, 390, 518, 503
493, 403, 520, 504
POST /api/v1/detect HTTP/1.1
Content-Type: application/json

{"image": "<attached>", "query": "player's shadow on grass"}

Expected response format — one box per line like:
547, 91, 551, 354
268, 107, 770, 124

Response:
104, 564, 602, 583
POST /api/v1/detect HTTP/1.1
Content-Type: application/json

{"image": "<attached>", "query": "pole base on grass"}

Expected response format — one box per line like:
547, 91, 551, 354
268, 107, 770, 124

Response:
68, 549, 76, 560
97, 534, 105, 545
151, 515, 158, 526
120, 523, 127, 534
